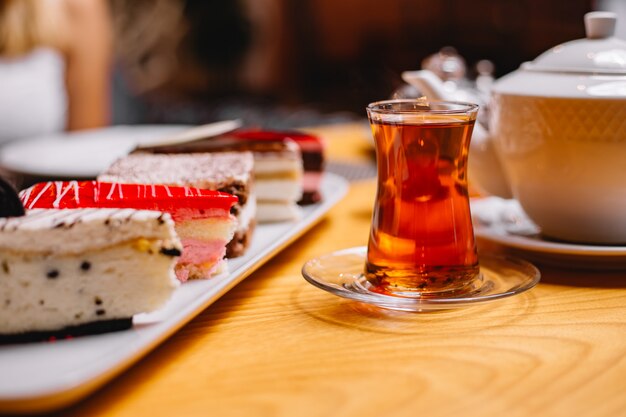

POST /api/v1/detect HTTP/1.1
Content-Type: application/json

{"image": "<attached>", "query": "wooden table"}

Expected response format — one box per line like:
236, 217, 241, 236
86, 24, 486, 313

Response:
38, 124, 626, 416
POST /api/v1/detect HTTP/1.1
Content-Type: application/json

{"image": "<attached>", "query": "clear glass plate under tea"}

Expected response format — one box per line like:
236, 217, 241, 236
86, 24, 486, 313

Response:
301, 247, 540, 312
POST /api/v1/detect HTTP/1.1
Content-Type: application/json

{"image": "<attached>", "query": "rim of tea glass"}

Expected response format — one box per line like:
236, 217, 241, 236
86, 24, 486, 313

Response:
366, 99, 479, 116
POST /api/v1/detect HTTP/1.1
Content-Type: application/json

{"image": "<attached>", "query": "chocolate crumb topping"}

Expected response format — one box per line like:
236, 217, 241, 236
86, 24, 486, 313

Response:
100, 152, 253, 187
219, 183, 247, 205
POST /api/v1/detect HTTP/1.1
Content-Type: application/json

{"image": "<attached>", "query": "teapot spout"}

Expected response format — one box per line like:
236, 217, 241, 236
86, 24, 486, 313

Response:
402, 69, 489, 128
401, 69, 455, 101
402, 70, 512, 198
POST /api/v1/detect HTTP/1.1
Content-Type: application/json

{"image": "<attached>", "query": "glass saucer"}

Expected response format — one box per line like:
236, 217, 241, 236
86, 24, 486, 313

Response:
301, 247, 540, 312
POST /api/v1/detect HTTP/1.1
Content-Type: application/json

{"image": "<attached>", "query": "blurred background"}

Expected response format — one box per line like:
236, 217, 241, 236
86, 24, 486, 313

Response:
1, 0, 624, 134
0, 0, 623, 188
108, 0, 623, 129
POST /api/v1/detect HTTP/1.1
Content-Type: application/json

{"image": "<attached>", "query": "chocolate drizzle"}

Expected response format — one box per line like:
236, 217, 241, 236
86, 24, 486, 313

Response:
0, 177, 25, 218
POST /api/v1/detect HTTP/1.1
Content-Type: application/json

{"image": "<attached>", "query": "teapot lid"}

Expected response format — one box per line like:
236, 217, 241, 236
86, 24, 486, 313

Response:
522, 12, 626, 74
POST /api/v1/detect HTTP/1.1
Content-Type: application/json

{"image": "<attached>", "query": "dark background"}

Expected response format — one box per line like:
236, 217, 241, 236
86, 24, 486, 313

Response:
110, 0, 595, 127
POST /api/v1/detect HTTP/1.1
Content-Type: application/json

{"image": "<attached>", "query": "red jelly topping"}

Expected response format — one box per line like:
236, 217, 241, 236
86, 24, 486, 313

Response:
20, 181, 237, 215
233, 130, 322, 148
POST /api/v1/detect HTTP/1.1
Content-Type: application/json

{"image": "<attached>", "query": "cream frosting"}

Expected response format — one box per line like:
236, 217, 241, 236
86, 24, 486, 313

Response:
0, 208, 180, 255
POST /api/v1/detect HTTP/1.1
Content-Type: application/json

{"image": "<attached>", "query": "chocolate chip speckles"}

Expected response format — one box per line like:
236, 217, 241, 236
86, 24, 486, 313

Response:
160, 247, 182, 257
46, 269, 60, 279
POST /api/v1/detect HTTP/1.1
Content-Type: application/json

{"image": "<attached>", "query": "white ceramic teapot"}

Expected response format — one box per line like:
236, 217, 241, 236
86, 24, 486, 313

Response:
402, 11, 626, 244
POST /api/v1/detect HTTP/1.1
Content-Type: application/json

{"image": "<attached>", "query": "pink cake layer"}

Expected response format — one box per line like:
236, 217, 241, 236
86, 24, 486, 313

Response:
176, 238, 228, 282
302, 172, 322, 193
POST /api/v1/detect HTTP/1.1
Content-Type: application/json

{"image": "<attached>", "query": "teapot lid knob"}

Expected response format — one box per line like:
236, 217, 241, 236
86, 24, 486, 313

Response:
585, 11, 617, 39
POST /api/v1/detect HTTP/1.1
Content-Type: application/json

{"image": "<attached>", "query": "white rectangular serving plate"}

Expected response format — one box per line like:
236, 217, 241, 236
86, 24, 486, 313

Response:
0, 173, 348, 414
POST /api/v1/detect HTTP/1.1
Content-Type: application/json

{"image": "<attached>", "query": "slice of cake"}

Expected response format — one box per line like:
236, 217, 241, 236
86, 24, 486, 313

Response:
136, 133, 303, 222
233, 130, 325, 205
139, 130, 325, 208
0, 208, 181, 343
136, 130, 306, 222
98, 152, 255, 258
20, 181, 238, 282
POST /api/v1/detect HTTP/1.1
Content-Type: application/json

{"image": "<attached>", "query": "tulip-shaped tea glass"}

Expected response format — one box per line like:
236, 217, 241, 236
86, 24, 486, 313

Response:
365, 100, 480, 296
301, 100, 540, 311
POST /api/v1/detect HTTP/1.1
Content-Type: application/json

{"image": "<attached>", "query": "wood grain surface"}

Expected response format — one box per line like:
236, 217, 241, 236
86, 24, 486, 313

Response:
53, 124, 626, 417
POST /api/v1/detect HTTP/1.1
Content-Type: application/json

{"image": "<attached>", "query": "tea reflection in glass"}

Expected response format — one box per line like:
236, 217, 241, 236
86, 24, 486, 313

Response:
365, 100, 480, 297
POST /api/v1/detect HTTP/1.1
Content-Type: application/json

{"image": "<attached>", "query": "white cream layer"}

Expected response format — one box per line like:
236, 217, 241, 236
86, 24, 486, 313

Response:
175, 216, 237, 242
0, 209, 180, 255
254, 158, 302, 176
255, 179, 303, 202
256, 201, 302, 223
236, 194, 257, 232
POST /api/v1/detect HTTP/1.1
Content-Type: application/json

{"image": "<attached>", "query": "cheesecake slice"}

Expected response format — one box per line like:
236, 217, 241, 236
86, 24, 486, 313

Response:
0, 208, 181, 342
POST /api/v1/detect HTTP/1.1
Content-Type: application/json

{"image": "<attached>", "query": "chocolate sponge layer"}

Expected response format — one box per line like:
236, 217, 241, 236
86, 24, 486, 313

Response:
0, 318, 132, 344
